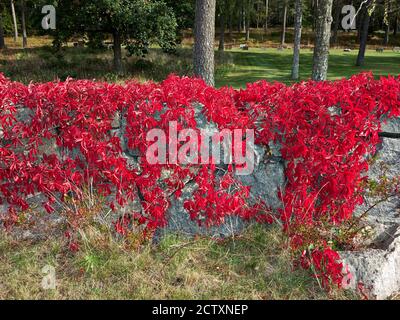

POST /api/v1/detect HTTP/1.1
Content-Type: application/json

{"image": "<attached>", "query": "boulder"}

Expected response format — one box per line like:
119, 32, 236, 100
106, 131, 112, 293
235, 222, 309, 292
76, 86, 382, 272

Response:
155, 105, 285, 239
341, 225, 400, 300
340, 117, 400, 299
0, 193, 66, 242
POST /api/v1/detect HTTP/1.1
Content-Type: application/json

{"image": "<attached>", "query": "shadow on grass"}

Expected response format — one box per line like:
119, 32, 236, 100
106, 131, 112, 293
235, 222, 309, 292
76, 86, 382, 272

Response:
215, 49, 400, 88
2, 44, 400, 88
0, 46, 195, 84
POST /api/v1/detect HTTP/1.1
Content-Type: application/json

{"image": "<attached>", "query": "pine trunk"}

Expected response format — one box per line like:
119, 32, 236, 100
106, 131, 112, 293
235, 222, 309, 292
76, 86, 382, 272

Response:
113, 30, 123, 73
356, 2, 372, 67
292, 0, 303, 80
245, 19, 250, 41
0, 11, 5, 49
331, 0, 341, 46
194, 0, 216, 86
311, 0, 333, 81
256, 1, 259, 29
229, 10, 233, 38
384, 22, 390, 45
357, 16, 362, 41
312, 0, 317, 32
242, 4, 246, 32
238, 5, 242, 33
264, 0, 269, 34
219, 2, 225, 51
21, 0, 27, 48
245, 1, 250, 41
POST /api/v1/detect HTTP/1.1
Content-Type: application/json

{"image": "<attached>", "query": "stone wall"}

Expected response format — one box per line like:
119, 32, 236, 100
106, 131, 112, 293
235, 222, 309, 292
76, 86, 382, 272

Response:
341, 117, 400, 299
1, 103, 400, 299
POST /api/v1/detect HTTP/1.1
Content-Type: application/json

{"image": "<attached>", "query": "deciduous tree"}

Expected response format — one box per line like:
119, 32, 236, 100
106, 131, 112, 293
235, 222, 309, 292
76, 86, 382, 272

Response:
53, 0, 177, 73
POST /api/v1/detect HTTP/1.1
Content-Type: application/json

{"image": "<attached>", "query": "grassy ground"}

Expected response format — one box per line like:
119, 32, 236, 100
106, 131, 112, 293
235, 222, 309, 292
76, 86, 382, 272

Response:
0, 36, 196, 84
0, 224, 356, 300
2, 35, 400, 88
182, 27, 400, 49
216, 48, 400, 87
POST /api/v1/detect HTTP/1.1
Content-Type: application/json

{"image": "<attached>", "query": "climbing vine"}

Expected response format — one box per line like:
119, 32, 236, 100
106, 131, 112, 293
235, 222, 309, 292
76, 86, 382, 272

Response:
1, 72, 399, 289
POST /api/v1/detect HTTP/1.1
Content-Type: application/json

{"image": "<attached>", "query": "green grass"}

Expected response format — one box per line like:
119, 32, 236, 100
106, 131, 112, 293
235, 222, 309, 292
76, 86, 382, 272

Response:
215, 48, 400, 88
0, 224, 357, 300
0, 46, 193, 84
0, 36, 198, 84
3, 36, 400, 89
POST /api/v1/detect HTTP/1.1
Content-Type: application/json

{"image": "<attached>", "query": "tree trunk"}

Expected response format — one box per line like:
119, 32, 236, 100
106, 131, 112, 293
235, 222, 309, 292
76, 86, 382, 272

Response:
242, 3, 246, 32
384, 0, 390, 44
312, 0, 333, 81
312, 0, 318, 32
256, 1, 259, 29
356, 2, 372, 67
357, 15, 361, 41
10, 0, 18, 42
238, 4, 242, 33
281, 1, 288, 46
394, 16, 398, 36
194, 0, 216, 86
0, 9, 5, 49
113, 30, 123, 73
245, 1, 250, 41
219, 1, 225, 51
264, 0, 269, 34
20, 0, 27, 48
384, 22, 390, 45
331, 0, 341, 46
292, 0, 303, 80
245, 19, 250, 41
228, 9, 233, 38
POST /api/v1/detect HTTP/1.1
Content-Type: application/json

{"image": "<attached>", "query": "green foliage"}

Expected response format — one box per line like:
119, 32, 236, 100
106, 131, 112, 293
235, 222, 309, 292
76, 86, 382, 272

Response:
86, 32, 106, 50
52, 0, 177, 57
163, 0, 195, 41
0, 1, 14, 34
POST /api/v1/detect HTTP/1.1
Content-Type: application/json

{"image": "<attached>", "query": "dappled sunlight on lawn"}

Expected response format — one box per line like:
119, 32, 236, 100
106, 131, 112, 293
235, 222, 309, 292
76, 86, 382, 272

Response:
215, 48, 400, 88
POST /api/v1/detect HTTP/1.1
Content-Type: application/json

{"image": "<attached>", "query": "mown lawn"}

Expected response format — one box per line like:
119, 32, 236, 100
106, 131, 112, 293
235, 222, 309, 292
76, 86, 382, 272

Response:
215, 48, 400, 88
